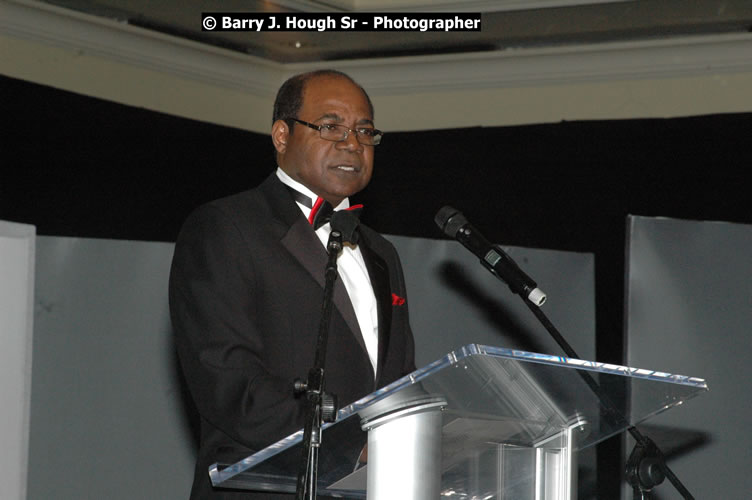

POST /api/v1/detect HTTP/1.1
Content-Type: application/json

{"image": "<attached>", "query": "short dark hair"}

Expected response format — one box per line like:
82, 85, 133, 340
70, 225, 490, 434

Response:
272, 70, 374, 134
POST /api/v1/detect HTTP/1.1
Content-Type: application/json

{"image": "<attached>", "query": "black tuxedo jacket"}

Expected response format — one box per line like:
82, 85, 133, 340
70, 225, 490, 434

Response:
169, 173, 416, 499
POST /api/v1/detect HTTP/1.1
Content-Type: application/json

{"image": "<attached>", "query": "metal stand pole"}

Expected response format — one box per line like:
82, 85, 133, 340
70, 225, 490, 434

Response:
294, 230, 343, 500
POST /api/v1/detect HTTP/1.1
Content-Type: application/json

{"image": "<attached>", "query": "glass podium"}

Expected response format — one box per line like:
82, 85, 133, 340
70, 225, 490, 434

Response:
209, 344, 707, 499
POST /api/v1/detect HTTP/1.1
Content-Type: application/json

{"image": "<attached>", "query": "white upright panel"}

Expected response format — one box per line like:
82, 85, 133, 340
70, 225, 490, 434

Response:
0, 221, 36, 500
625, 216, 752, 500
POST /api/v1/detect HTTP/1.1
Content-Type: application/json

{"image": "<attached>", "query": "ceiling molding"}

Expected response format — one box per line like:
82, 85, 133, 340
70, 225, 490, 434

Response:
270, 0, 632, 13
0, 0, 286, 95
315, 34, 752, 94
3, 0, 752, 99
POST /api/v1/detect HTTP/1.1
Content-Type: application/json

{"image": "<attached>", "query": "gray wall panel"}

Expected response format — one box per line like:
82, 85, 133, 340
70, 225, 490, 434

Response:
28, 235, 595, 499
29, 237, 195, 500
624, 216, 752, 500
387, 235, 595, 366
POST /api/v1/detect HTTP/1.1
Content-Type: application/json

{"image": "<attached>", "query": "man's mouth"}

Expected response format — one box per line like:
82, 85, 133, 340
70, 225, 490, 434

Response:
332, 165, 359, 173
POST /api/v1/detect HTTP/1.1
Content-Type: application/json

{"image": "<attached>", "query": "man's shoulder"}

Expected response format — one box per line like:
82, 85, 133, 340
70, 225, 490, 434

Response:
191, 174, 280, 221
204, 187, 264, 212
359, 223, 399, 258
175, 175, 289, 242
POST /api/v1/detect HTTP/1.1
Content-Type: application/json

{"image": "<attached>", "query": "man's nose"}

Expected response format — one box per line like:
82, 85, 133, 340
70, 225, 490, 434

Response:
337, 129, 363, 152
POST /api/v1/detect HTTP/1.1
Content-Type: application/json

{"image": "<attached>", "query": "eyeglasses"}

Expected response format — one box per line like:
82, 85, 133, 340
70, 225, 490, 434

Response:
290, 118, 383, 146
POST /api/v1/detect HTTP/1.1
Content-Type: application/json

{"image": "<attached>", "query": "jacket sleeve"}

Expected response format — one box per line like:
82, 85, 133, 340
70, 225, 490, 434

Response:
169, 204, 306, 451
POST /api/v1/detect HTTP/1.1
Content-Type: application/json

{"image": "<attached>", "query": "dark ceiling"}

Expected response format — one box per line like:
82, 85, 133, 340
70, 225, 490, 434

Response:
38, 0, 752, 63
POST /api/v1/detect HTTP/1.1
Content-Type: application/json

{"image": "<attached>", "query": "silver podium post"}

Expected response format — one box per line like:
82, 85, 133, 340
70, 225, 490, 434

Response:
360, 395, 446, 500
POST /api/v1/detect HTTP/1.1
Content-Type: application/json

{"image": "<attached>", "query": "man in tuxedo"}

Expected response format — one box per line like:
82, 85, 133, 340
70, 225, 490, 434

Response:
169, 69, 416, 498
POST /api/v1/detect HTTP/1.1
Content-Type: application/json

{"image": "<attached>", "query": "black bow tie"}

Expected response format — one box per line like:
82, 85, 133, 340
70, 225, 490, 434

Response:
310, 198, 364, 231
285, 185, 363, 231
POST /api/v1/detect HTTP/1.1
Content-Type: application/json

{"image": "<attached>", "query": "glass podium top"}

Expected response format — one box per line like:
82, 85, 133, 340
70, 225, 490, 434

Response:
210, 344, 707, 496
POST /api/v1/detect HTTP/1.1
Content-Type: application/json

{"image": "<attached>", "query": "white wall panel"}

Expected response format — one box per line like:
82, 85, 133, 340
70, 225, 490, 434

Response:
0, 220, 36, 500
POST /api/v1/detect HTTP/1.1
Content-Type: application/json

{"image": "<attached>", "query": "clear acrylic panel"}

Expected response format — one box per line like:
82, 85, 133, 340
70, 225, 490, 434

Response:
210, 344, 707, 497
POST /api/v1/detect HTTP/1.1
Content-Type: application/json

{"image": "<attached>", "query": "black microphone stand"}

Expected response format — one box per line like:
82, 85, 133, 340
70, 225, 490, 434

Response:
515, 283, 695, 499
294, 229, 343, 500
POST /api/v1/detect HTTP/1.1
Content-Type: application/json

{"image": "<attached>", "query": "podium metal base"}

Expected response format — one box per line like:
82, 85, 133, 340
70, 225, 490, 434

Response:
360, 396, 446, 500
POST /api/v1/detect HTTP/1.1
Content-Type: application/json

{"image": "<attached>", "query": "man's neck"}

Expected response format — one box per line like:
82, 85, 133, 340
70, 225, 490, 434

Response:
275, 167, 349, 210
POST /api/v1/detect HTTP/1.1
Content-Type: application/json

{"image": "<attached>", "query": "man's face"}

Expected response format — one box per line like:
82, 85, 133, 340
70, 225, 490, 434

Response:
274, 76, 375, 206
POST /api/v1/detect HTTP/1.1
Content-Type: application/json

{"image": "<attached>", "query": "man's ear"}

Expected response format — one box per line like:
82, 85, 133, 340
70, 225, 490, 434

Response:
271, 119, 289, 154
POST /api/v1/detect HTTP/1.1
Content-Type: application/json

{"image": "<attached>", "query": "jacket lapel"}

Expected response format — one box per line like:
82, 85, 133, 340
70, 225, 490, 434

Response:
260, 174, 367, 355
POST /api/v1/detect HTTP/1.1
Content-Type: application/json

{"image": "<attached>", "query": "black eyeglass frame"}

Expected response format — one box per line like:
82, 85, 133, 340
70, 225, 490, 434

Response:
289, 118, 383, 146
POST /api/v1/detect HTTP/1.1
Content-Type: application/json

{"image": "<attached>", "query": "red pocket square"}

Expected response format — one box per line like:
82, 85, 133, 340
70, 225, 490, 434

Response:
391, 293, 406, 306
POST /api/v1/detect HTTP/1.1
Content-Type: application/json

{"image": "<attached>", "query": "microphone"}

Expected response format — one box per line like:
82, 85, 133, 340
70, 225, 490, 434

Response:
435, 206, 546, 306
330, 209, 361, 245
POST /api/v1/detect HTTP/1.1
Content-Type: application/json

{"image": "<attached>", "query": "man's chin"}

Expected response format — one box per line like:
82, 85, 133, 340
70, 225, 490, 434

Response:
323, 180, 369, 202
320, 188, 360, 205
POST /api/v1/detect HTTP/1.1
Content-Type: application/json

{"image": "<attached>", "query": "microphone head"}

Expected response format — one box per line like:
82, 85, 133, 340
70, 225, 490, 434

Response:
435, 206, 467, 237
330, 210, 361, 245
